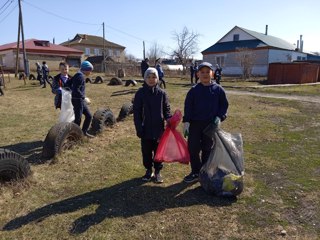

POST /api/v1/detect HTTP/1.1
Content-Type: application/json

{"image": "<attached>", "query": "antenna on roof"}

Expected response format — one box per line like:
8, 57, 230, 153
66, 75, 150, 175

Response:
265, 25, 268, 35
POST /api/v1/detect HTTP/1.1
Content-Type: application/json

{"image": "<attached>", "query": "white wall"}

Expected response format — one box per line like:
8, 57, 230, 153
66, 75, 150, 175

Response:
268, 49, 307, 63
219, 28, 255, 43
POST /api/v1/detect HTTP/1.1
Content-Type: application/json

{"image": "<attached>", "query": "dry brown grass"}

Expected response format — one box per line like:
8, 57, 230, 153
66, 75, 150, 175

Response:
0, 75, 319, 239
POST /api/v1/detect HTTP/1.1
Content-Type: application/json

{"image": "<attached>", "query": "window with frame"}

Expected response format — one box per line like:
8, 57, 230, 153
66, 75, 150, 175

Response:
233, 34, 239, 41
108, 49, 113, 56
94, 48, 100, 55
115, 50, 120, 57
85, 48, 91, 55
216, 56, 225, 67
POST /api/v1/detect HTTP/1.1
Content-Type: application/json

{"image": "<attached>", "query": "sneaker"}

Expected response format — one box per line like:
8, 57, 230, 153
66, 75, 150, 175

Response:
183, 172, 199, 183
154, 172, 164, 183
142, 169, 153, 181
84, 132, 95, 138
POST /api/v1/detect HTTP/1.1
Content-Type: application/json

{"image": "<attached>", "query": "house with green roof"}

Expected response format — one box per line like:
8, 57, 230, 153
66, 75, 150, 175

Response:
202, 26, 307, 76
61, 34, 125, 64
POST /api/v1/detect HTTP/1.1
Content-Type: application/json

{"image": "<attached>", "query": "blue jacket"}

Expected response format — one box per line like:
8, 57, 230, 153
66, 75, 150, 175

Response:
52, 73, 72, 108
156, 64, 164, 79
71, 72, 86, 100
133, 83, 171, 140
183, 82, 228, 122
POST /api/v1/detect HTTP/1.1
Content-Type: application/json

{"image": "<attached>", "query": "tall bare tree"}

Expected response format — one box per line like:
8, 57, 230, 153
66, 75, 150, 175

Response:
171, 26, 199, 74
146, 41, 164, 65
235, 47, 256, 79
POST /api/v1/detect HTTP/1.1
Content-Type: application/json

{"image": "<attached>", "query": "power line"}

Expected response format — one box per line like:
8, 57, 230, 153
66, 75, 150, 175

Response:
23, 0, 100, 26
0, 0, 13, 17
0, 0, 11, 12
0, 2, 17, 24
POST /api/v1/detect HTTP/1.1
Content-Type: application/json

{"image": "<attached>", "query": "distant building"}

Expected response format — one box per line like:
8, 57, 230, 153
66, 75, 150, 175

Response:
61, 34, 126, 63
202, 26, 310, 76
0, 39, 83, 72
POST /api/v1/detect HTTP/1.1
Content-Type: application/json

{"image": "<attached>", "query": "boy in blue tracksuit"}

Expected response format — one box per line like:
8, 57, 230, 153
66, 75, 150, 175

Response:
133, 67, 171, 183
71, 61, 94, 138
183, 62, 229, 183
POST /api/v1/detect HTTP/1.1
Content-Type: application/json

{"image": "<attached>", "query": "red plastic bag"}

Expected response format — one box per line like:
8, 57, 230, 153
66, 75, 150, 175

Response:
155, 110, 190, 164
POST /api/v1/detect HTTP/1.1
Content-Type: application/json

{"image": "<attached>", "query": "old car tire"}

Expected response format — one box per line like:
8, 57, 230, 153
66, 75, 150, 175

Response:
29, 74, 36, 80
124, 79, 137, 87
117, 102, 133, 121
108, 77, 123, 86
0, 148, 31, 182
89, 108, 116, 135
94, 76, 103, 84
42, 122, 83, 159
85, 77, 92, 83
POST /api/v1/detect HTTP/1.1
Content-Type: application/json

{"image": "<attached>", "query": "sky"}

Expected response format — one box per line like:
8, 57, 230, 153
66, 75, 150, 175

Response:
0, 0, 319, 59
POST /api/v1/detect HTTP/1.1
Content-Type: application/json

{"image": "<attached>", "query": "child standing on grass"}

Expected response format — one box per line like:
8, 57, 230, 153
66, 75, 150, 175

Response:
182, 62, 229, 183
133, 67, 172, 183
52, 62, 72, 109
71, 61, 94, 138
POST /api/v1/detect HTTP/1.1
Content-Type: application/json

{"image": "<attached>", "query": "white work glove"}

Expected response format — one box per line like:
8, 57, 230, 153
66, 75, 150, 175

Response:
84, 97, 91, 105
183, 122, 190, 138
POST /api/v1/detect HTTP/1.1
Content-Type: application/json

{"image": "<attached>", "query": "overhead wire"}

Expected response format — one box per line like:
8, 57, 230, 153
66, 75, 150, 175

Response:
0, 0, 11, 12
0, 0, 13, 17
0, 1, 17, 24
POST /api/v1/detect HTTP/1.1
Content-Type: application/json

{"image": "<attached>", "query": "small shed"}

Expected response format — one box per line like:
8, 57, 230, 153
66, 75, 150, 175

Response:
267, 62, 320, 84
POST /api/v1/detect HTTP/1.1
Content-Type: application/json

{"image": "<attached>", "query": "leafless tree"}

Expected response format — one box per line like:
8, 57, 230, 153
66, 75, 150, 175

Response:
124, 51, 137, 63
235, 47, 256, 79
171, 26, 199, 74
146, 41, 164, 65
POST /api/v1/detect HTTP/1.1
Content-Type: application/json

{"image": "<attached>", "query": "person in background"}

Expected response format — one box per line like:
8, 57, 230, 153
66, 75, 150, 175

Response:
182, 62, 229, 183
155, 58, 166, 89
133, 67, 172, 183
41, 61, 51, 88
35, 62, 42, 86
71, 61, 94, 138
214, 64, 222, 85
194, 62, 199, 83
0, 76, 4, 96
140, 58, 150, 78
190, 63, 195, 85
52, 62, 72, 109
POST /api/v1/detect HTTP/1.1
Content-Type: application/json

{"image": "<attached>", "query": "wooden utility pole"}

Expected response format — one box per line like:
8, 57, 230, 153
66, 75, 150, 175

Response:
15, 13, 21, 77
18, 0, 29, 77
102, 22, 106, 73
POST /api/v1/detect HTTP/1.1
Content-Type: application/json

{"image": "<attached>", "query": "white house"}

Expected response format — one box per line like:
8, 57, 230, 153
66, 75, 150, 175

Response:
202, 26, 307, 76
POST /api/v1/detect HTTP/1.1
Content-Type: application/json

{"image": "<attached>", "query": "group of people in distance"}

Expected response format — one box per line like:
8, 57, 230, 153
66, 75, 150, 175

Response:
190, 62, 222, 85
35, 61, 51, 88
51, 61, 95, 138
134, 61, 228, 184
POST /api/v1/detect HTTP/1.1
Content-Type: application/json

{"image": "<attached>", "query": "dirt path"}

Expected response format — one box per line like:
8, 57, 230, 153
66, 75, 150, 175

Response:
227, 90, 320, 103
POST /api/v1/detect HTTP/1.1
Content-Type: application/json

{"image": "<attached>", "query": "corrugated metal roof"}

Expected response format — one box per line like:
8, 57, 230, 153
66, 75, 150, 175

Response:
202, 40, 267, 53
237, 26, 296, 50
202, 26, 296, 54
61, 34, 125, 49
0, 39, 83, 55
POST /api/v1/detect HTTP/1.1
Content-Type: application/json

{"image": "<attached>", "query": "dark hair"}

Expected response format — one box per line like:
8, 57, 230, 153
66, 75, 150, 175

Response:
59, 62, 68, 68
42, 61, 46, 64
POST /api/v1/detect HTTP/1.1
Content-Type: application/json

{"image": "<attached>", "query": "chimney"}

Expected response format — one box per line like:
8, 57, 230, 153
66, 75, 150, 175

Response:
300, 35, 303, 52
53, 37, 55, 44
297, 40, 300, 50
265, 25, 268, 35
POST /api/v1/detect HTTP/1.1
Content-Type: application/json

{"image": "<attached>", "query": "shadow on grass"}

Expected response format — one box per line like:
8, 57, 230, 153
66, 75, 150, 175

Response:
111, 89, 137, 97
2, 177, 237, 234
0, 140, 47, 164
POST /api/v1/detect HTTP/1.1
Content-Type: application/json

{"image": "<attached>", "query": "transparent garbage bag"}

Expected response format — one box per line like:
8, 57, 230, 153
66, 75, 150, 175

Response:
59, 89, 75, 123
199, 125, 244, 196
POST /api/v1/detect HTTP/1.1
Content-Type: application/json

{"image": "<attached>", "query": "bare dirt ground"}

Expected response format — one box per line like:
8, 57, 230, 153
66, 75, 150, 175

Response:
227, 90, 320, 103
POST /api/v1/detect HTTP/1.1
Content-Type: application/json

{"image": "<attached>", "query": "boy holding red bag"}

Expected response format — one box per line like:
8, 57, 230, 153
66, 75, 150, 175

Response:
133, 67, 171, 183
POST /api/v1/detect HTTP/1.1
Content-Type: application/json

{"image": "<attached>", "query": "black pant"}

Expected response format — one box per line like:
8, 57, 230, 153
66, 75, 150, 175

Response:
188, 120, 213, 174
72, 98, 92, 133
37, 74, 42, 85
159, 78, 166, 89
190, 73, 194, 85
0, 87, 3, 96
42, 75, 52, 87
141, 138, 163, 172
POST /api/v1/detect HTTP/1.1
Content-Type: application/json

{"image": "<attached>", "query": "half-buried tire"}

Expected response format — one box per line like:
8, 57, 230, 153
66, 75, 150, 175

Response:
108, 77, 123, 86
0, 148, 31, 182
89, 108, 116, 135
29, 74, 36, 80
117, 102, 133, 121
94, 76, 103, 84
42, 122, 83, 159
